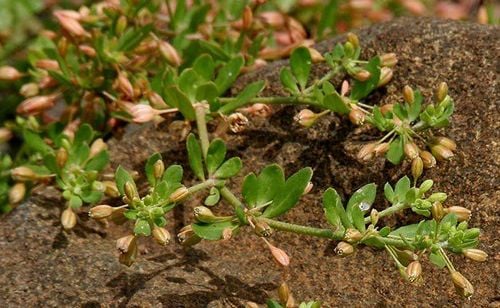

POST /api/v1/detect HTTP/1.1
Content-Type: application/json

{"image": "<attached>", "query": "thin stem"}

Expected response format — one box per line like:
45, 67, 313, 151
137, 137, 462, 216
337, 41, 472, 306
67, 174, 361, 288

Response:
219, 96, 322, 110
438, 246, 456, 272
195, 104, 210, 159
364, 202, 407, 224
358, 102, 374, 109
219, 186, 247, 224
303, 65, 342, 95
258, 217, 343, 239
187, 180, 217, 194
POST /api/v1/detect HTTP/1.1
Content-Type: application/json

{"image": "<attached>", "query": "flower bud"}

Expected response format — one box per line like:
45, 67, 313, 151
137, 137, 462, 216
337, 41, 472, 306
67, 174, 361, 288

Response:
117, 235, 138, 267
403, 85, 414, 104
431, 201, 445, 221
378, 67, 393, 87
266, 242, 290, 267
254, 220, 273, 237
344, 228, 363, 243
278, 282, 291, 305
11, 166, 38, 182
373, 142, 390, 156
334, 241, 354, 257
177, 225, 202, 246
159, 41, 182, 67
245, 103, 272, 118
152, 226, 171, 246
169, 186, 189, 203
61, 207, 77, 230
117, 72, 134, 98
9, 182, 26, 204
242, 6, 253, 30
147, 92, 168, 109
432, 136, 456, 151
258, 11, 286, 28
370, 209, 379, 225
103, 181, 120, 198
56, 147, 68, 168
0, 127, 13, 143
89, 205, 114, 219
431, 144, 454, 161
462, 248, 488, 262
411, 157, 423, 180
130, 104, 158, 123
308, 48, 324, 62
354, 70, 371, 81
193, 206, 217, 223
124, 181, 138, 200
0, 66, 23, 81
346, 33, 359, 48
357, 142, 376, 161
54, 11, 89, 37
405, 261, 422, 282
89, 138, 107, 158
78, 45, 96, 57
450, 271, 474, 298
380, 53, 398, 67
419, 179, 433, 193
445, 206, 471, 222
349, 107, 365, 125
116, 15, 127, 35
153, 160, 165, 179
17, 95, 56, 115
20, 83, 39, 97
436, 82, 448, 102
419, 151, 436, 168
380, 103, 394, 115
404, 142, 419, 159
227, 112, 249, 133
341, 80, 350, 96
294, 109, 318, 128
428, 192, 447, 202
35, 59, 60, 71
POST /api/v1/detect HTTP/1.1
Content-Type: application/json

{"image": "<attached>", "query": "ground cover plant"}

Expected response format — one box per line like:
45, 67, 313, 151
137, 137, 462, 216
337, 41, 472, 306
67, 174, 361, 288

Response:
0, 0, 495, 306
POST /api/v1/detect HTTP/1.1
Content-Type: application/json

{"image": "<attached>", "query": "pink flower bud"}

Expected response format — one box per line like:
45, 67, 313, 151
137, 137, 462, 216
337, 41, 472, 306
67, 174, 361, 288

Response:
266, 242, 290, 267
16, 95, 57, 115
54, 11, 89, 37
0, 66, 23, 81
35, 59, 60, 71
130, 104, 158, 123
159, 41, 182, 67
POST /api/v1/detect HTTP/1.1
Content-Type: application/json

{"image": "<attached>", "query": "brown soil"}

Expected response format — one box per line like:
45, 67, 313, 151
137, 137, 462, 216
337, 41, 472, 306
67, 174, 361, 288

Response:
1, 17, 499, 307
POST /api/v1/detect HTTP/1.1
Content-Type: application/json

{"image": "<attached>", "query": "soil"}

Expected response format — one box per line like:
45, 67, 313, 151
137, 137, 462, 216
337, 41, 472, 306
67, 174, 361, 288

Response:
1, 17, 499, 307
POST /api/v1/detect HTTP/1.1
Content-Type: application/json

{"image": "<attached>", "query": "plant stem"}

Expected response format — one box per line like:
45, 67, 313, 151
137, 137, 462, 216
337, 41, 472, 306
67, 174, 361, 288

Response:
219, 186, 247, 224
188, 180, 216, 194
195, 104, 210, 159
259, 217, 344, 239
218, 96, 324, 113
364, 202, 406, 224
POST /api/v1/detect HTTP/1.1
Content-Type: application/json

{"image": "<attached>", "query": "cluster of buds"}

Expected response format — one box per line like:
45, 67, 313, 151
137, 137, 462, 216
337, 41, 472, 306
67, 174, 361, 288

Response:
428, 136, 456, 161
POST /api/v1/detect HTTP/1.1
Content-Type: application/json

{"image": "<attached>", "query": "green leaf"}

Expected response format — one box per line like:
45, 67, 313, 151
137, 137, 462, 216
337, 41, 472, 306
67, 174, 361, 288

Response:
206, 139, 226, 175
191, 221, 238, 240
134, 219, 151, 236
204, 187, 220, 206
346, 183, 376, 217
317, 0, 339, 38
243, 164, 285, 208
81, 190, 103, 204
178, 68, 201, 102
386, 137, 404, 165
145, 153, 162, 186
429, 252, 446, 269
23, 129, 52, 155
290, 47, 312, 90
115, 165, 136, 196
350, 56, 381, 100
214, 56, 244, 95
263, 167, 313, 218
280, 68, 299, 95
164, 86, 196, 120
267, 300, 284, 308
116, 24, 153, 51
69, 195, 82, 209
213, 157, 242, 179
196, 40, 230, 62
379, 226, 391, 237
162, 165, 183, 183
192, 54, 215, 80
195, 82, 219, 105
74, 124, 94, 145
218, 80, 265, 114
322, 188, 342, 229
323, 92, 350, 114
395, 176, 411, 202
85, 150, 109, 172
351, 205, 366, 232
186, 134, 205, 180
124, 209, 138, 220
407, 90, 422, 121
384, 182, 395, 203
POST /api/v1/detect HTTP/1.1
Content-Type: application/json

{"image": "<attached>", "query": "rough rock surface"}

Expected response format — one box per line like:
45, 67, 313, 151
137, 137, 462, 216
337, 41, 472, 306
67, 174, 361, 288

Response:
1, 18, 499, 307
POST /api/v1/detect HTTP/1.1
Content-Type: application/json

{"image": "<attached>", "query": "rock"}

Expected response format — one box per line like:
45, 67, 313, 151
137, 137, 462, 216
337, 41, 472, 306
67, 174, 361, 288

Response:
1, 18, 499, 307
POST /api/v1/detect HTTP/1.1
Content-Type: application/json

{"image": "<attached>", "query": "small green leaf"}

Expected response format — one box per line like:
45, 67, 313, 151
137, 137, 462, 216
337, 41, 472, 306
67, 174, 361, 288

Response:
192, 54, 215, 80
191, 221, 238, 240
145, 153, 162, 186
124, 209, 138, 220
186, 134, 205, 181
322, 188, 342, 229
115, 165, 136, 196
280, 67, 299, 95
178, 68, 201, 102
85, 150, 109, 172
429, 252, 446, 269
263, 167, 313, 218
206, 139, 226, 175
218, 80, 265, 114
351, 206, 366, 232
215, 56, 244, 95
379, 226, 391, 237
23, 129, 52, 155
213, 157, 242, 179
164, 86, 196, 120
134, 219, 151, 236
386, 137, 404, 165
384, 182, 395, 203
290, 47, 312, 90
204, 187, 220, 206
74, 124, 94, 145
195, 82, 219, 105
395, 176, 411, 202
323, 92, 350, 114
69, 195, 82, 209
346, 183, 376, 219
267, 300, 284, 308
